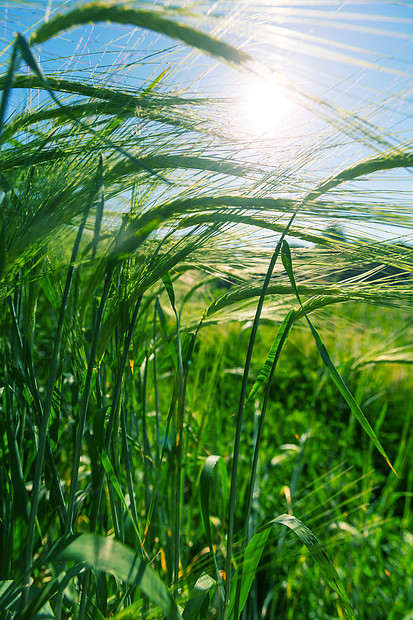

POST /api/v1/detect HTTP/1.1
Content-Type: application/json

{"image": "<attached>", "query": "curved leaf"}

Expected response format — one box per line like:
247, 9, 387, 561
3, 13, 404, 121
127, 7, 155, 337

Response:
29, 3, 253, 69
182, 573, 216, 619
227, 513, 356, 620
281, 240, 397, 474
271, 514, 356, 620
200, 455, 227, 591
52, 534, 182, 620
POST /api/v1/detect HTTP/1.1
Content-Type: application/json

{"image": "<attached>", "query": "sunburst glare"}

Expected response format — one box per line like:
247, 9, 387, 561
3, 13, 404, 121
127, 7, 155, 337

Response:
236, 76, 298, 137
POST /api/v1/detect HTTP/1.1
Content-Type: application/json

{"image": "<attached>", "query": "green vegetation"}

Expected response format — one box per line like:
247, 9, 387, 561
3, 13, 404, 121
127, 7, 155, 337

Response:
0, 2, 412, 618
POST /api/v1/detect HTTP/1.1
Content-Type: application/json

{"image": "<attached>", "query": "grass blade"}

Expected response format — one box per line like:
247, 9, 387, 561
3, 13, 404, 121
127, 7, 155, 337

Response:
92, 155, 104, 259
182, 574, 216, 619
90, 295, 143, 532
234, 307, 298, 618
0, 41, 19, 139
272, 514, 356, 620
52, 534, 182, 620
227, 528, 271, 620
281, 240, 397, 475
100, 450, 145, 552
200, 455, 227, 597
162, 272, 184, 593
246, 309, 296, 403
22, 158, 95, 604
226, 215, 298, 619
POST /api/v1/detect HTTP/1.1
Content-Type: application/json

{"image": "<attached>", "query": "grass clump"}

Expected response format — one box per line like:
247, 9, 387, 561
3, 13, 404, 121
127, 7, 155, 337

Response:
0, 1, 412, 618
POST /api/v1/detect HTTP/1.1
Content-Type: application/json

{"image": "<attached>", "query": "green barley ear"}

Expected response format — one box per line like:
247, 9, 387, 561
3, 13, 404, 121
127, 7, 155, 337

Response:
14, 33, 166, 181
29, 3, 254, 69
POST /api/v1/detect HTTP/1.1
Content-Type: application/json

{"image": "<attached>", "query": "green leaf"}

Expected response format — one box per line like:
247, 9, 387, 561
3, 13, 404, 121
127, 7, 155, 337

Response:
19, 564, 84, 620
100, 450, 144, 550
52, 534, 182, 620
246, 309, 295, 403
162, 271, 176, 309
15, 34, 48, 86
281, 240, 397, 475
226, 513, 355, 620
227, 528, 271, 620
0, 580, 20, 611
182, 574, 215, 619
143, 65, 172, 95
200, 455, 227, 552
271, 514, 356, 620
111, 601, 142, 619
199, 455, 227, 593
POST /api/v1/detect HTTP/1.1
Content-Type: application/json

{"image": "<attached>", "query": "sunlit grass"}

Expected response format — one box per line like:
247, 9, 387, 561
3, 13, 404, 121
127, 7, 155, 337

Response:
0, 1, 412, 618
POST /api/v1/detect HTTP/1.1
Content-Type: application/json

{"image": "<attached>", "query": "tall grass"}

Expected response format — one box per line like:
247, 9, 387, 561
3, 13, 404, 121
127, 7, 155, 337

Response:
0, 1, 412, 618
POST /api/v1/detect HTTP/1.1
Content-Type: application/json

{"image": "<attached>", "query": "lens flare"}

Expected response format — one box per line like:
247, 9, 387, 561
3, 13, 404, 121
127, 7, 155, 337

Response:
237, 77, 297, 136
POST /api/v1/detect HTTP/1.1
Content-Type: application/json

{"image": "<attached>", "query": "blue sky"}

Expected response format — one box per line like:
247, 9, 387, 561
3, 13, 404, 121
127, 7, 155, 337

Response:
1, 1, 412, 242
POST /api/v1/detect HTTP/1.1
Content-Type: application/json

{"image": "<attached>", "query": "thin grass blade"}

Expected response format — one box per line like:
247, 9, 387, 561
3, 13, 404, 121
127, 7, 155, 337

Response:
0, 42, 19, 139
23, 153, 95, 603
199, 455, 227, 595
100, 450, 145, 553
246, 309, 296, 403
271, 514, 356, 620
162, 271, 185, 592
281, 240, 397, 475
92, 155, 104, 259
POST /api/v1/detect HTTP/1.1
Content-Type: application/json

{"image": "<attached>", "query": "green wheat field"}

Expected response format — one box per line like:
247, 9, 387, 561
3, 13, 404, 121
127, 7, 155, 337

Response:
0, 1, 412, 618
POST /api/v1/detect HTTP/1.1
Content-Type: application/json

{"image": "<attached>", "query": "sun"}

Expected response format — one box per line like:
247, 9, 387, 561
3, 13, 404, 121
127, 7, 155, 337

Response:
236, 76, 297, 137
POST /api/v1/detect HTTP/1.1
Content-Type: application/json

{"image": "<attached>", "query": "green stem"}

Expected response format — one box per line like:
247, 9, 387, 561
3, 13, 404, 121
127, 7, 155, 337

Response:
173, 307, 184, 595
78, 294, 143, 619
225, 213, 296, 620
235, 311, 296, 616
22, 199, 90, 608
65, 268, 113, 534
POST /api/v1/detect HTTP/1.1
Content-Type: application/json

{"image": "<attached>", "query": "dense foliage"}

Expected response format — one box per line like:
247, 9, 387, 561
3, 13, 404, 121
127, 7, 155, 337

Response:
0, 2, 412, 618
